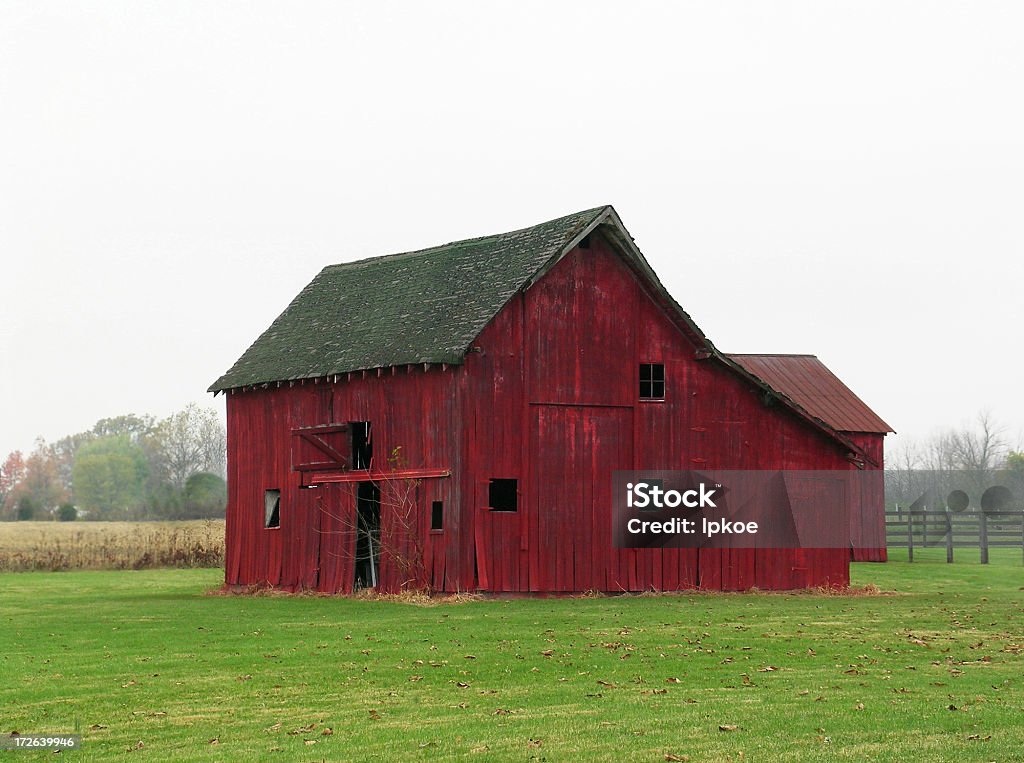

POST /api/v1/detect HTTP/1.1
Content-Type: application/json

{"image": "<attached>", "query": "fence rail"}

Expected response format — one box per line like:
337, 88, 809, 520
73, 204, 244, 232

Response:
885, 508, 1024, 564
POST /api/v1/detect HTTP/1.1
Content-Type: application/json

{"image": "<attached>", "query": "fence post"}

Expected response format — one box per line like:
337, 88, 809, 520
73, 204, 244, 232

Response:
945, 510, 953, 564
907, 509, 914, 562
979, 510, 989, 565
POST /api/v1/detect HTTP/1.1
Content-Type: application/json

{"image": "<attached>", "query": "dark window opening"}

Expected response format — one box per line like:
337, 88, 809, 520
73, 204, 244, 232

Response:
640, 363, 665, 399
488, 479, 518, 512
352, 421, 372, 470
431, 500, 444, 531
354, 482, 381, 588
264, 489, 281, 529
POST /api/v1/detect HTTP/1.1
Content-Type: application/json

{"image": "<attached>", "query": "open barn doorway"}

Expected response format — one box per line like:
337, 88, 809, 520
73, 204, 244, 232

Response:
354, 481, 381, 589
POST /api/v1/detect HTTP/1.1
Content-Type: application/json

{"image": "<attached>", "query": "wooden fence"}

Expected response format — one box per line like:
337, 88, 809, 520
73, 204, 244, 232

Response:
885, 508, 1024, 564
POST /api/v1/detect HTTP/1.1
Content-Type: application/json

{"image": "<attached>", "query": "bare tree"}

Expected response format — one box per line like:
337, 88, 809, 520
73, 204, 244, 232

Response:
887, 411, 1011, 510
948, 410, 1008, 496
151, 404, 226, 490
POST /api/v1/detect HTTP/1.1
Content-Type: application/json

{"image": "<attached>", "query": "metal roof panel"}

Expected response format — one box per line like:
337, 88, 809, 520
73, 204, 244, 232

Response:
726, 354, 893, 434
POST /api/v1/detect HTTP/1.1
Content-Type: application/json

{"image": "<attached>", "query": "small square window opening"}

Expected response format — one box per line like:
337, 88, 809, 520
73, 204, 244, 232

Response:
639, 363, 665, 400
488, 479, 518, 512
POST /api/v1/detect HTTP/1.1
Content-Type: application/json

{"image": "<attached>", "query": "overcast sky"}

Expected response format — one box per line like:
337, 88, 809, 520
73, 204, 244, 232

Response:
2, 1, 1021, 461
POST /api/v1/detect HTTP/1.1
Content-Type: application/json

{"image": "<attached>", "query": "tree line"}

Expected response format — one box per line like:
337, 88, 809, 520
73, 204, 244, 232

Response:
886, 412, 1024, 510
0, 404, 226, 521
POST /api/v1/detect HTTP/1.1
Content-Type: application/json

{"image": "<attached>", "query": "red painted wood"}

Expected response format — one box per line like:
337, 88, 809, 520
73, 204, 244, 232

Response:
223, 230, 868, 594
846, 433, 887, 562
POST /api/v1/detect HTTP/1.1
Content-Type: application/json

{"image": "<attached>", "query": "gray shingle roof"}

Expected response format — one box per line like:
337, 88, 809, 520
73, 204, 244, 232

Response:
209, 206, 608, 391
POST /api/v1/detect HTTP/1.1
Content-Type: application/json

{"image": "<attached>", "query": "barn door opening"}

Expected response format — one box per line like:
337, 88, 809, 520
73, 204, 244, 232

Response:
354, 481, 381, 589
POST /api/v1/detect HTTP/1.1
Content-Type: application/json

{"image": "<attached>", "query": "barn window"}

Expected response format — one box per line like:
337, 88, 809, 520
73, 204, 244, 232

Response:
639, 363, 665, 400
351, 422, 372, 470
431, 500, 444, 531
264, 489, 281, 529
488, 479, 518, 512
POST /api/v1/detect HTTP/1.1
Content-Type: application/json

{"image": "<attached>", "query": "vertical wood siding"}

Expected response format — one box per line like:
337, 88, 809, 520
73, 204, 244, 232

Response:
846, 433, 887, 562
225, 229, 866, 594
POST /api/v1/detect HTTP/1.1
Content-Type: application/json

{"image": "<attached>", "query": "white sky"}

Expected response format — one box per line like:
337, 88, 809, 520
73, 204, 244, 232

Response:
2, 1, 1022, 460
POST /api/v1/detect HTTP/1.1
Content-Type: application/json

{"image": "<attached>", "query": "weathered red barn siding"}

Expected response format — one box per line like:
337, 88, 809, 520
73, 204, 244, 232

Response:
225, 367, 462, 594
222, 211, 877, 595
723, 353, 891, 563
462, 233, 851, 593
845, 433, 887, 562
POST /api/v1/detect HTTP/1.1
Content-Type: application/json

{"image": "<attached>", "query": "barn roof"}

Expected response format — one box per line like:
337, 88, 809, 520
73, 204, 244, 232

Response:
209, 205, 711, 392
208, 207, 885, 458
726, 354, 893, 434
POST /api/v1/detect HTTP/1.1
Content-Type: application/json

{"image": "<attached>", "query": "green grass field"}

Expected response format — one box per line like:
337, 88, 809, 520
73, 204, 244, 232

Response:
2, 554, 1023, 761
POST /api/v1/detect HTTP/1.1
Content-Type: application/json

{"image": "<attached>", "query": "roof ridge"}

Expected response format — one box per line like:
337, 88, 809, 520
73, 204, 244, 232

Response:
321, 205, 610, 272
726, 352, 818, 358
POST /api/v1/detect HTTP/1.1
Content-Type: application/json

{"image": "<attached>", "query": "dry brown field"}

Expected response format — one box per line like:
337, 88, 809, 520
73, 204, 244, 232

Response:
0, 519, 225, 572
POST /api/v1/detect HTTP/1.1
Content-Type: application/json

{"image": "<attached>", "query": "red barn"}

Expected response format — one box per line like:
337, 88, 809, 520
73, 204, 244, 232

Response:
210, 206, 891, 594
725, 354, 892, 562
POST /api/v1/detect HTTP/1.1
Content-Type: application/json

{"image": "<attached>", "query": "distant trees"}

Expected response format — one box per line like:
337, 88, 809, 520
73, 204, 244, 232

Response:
182, 472, 228, 519
151, 404, 226, 491
15, 496, 38, 521
0, 451, 26, 511
72, 436, 150, 520
887, 411, 1022, 510
4, 442, 69, 519
0, 404, 226, 521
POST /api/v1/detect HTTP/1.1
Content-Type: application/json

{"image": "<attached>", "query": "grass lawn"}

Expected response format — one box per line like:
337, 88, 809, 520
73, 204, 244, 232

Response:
1, 555, 1023, 761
